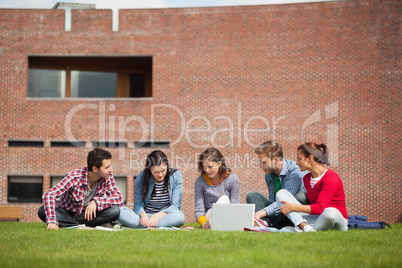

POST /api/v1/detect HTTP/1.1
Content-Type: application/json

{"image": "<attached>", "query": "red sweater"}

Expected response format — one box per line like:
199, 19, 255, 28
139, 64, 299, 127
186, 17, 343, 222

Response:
304, 169, 348, 219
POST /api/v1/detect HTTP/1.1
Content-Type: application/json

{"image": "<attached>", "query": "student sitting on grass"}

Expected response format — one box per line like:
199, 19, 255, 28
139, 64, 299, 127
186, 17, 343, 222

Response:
195, 148, 240, 229
247, 140, 307, 228
38, 148, 124, 230
277, 142, 348, 232
118, 150, 185, 228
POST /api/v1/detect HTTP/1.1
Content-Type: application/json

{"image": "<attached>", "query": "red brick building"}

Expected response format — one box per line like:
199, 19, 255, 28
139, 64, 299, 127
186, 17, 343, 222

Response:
1, 0, 400, 224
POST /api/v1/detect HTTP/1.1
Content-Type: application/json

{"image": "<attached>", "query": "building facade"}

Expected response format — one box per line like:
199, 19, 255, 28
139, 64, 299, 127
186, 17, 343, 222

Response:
0, 0, 400, 223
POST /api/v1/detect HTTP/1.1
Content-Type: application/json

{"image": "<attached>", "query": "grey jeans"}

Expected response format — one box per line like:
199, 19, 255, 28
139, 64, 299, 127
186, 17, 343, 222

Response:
276, 189, 348, 231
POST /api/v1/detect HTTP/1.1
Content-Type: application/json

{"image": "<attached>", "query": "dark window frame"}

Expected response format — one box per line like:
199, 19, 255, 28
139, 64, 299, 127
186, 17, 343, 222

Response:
114, 176, 128, 204
8, 175, 43, 203
92, 141, 128, 148
50, 140, 86, 148
28, 56, 152, 98
8, 140, 44, 147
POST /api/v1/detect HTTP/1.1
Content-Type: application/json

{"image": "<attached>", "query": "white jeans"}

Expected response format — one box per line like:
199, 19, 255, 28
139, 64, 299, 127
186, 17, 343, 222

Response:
276, 189, 348, 231
205, 195, 230, 224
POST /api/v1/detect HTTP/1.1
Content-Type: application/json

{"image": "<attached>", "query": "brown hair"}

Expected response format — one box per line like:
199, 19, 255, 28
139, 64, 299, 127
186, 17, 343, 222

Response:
198, 148, 231, 179
87, 148, 112, 171
297, 142, 329, 165
255, 140, 283, 160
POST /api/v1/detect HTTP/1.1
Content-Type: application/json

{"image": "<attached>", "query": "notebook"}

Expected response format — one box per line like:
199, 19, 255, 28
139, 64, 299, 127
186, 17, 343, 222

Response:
210, 203, 255, 231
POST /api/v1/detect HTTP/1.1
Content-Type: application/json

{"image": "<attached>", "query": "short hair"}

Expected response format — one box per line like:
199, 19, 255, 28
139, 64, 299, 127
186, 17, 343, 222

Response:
198, 148, 231, 179
297, 142, 329, 165
87, 148, 112, 171
255, 140, 283, 160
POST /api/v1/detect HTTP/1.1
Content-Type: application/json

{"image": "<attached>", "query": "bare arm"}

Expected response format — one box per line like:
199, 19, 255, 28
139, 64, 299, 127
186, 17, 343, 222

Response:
254, 209, 267, 219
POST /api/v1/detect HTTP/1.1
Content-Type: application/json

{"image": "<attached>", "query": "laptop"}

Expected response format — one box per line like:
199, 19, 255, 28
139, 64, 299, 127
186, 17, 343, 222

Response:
210, 203, 255, 231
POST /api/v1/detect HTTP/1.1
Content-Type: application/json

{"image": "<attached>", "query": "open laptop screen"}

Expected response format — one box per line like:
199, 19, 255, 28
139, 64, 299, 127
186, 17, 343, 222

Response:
210, 203, 255, 231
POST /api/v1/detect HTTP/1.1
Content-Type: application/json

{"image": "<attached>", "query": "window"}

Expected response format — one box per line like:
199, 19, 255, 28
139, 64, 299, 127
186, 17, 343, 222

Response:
28, 69, 66, 97
50, 176, 64, 203
50, 141, 86, 147
8, 176, 43, 203
114, 176, 127, 204
28, 56, 152, 98
92, 141, 127, 148
51, 176, 64, 188
71, 70, 117, 98
8, 140, 44, 147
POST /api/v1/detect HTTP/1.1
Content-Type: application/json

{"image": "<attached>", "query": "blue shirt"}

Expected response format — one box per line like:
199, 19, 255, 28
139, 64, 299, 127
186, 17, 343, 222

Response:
134, 169, 183, 215
264, 159, 307, 216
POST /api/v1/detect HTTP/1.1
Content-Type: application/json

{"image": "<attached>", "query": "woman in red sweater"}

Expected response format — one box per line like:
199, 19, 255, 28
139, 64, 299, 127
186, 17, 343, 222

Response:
276, 142, 348, 232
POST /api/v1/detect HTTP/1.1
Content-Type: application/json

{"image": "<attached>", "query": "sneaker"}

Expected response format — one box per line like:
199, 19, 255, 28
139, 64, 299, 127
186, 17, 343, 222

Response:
113, 223, 129, 229
77, 224, 95, 230
303, 224, 316, 232
101, 223, 113, 228
254, 218, 269, 228
284, 226, 302, 233
113, 224, 122, 229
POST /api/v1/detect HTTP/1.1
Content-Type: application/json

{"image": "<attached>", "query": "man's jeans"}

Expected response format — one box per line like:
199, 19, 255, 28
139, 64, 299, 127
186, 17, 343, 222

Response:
246, 191, 308, 228
38, 205, 120, 227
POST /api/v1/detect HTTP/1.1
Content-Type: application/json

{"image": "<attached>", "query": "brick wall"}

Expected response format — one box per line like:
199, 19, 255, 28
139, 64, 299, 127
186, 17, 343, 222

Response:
0, 0, 400, 224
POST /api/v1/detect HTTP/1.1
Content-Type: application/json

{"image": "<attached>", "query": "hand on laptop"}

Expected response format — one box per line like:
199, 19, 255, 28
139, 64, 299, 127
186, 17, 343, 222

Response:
202, 222, 210, 229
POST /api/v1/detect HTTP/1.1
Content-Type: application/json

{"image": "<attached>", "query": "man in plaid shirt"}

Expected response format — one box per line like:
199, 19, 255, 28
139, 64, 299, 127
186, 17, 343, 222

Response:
247, 140, 307, 228
38, 148, 124, 230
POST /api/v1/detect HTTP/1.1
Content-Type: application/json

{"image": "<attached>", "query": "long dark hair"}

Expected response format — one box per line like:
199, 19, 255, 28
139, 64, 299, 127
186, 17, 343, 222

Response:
297, 142, 330, 166
141, 150, 176, 201
197, 148, 231, 179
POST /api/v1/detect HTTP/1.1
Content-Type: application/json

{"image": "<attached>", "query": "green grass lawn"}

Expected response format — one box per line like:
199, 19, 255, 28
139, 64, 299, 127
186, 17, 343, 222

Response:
0, 222, 401, 268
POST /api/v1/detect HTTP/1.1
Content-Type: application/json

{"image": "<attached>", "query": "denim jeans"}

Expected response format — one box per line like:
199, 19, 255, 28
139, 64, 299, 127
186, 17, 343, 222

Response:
118, 206, 185, 228
37, 205, 120, 227
276, 189, 348, 231
246, 191, 309, 212
246, 192, 272, 212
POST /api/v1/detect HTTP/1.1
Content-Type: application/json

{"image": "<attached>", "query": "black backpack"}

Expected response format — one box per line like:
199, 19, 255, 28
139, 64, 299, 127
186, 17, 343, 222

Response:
348, 215, 391, 229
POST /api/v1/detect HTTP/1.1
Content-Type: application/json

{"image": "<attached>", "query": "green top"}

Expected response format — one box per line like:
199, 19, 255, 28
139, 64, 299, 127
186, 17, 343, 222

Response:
274, 173, 281, 194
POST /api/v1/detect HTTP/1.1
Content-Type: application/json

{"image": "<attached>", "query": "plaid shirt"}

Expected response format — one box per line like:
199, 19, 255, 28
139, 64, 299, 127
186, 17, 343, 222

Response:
43, 167, 123, 225
264, 159, 307, 216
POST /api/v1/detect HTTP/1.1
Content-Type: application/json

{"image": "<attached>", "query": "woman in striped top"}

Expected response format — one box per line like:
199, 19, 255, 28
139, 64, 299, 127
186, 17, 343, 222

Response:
118, 150, 185, 228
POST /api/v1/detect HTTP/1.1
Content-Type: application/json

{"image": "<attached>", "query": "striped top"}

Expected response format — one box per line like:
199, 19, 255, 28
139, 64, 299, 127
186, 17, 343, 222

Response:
310, 169, 328, 188
144, 181, 170, 213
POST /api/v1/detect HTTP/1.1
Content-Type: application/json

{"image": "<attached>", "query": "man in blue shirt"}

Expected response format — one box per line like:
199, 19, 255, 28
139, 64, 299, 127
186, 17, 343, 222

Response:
247, 140, 307, 228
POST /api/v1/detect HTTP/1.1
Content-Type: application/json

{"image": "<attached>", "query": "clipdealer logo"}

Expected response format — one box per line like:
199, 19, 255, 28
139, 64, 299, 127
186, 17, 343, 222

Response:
64, 101, 339, 169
